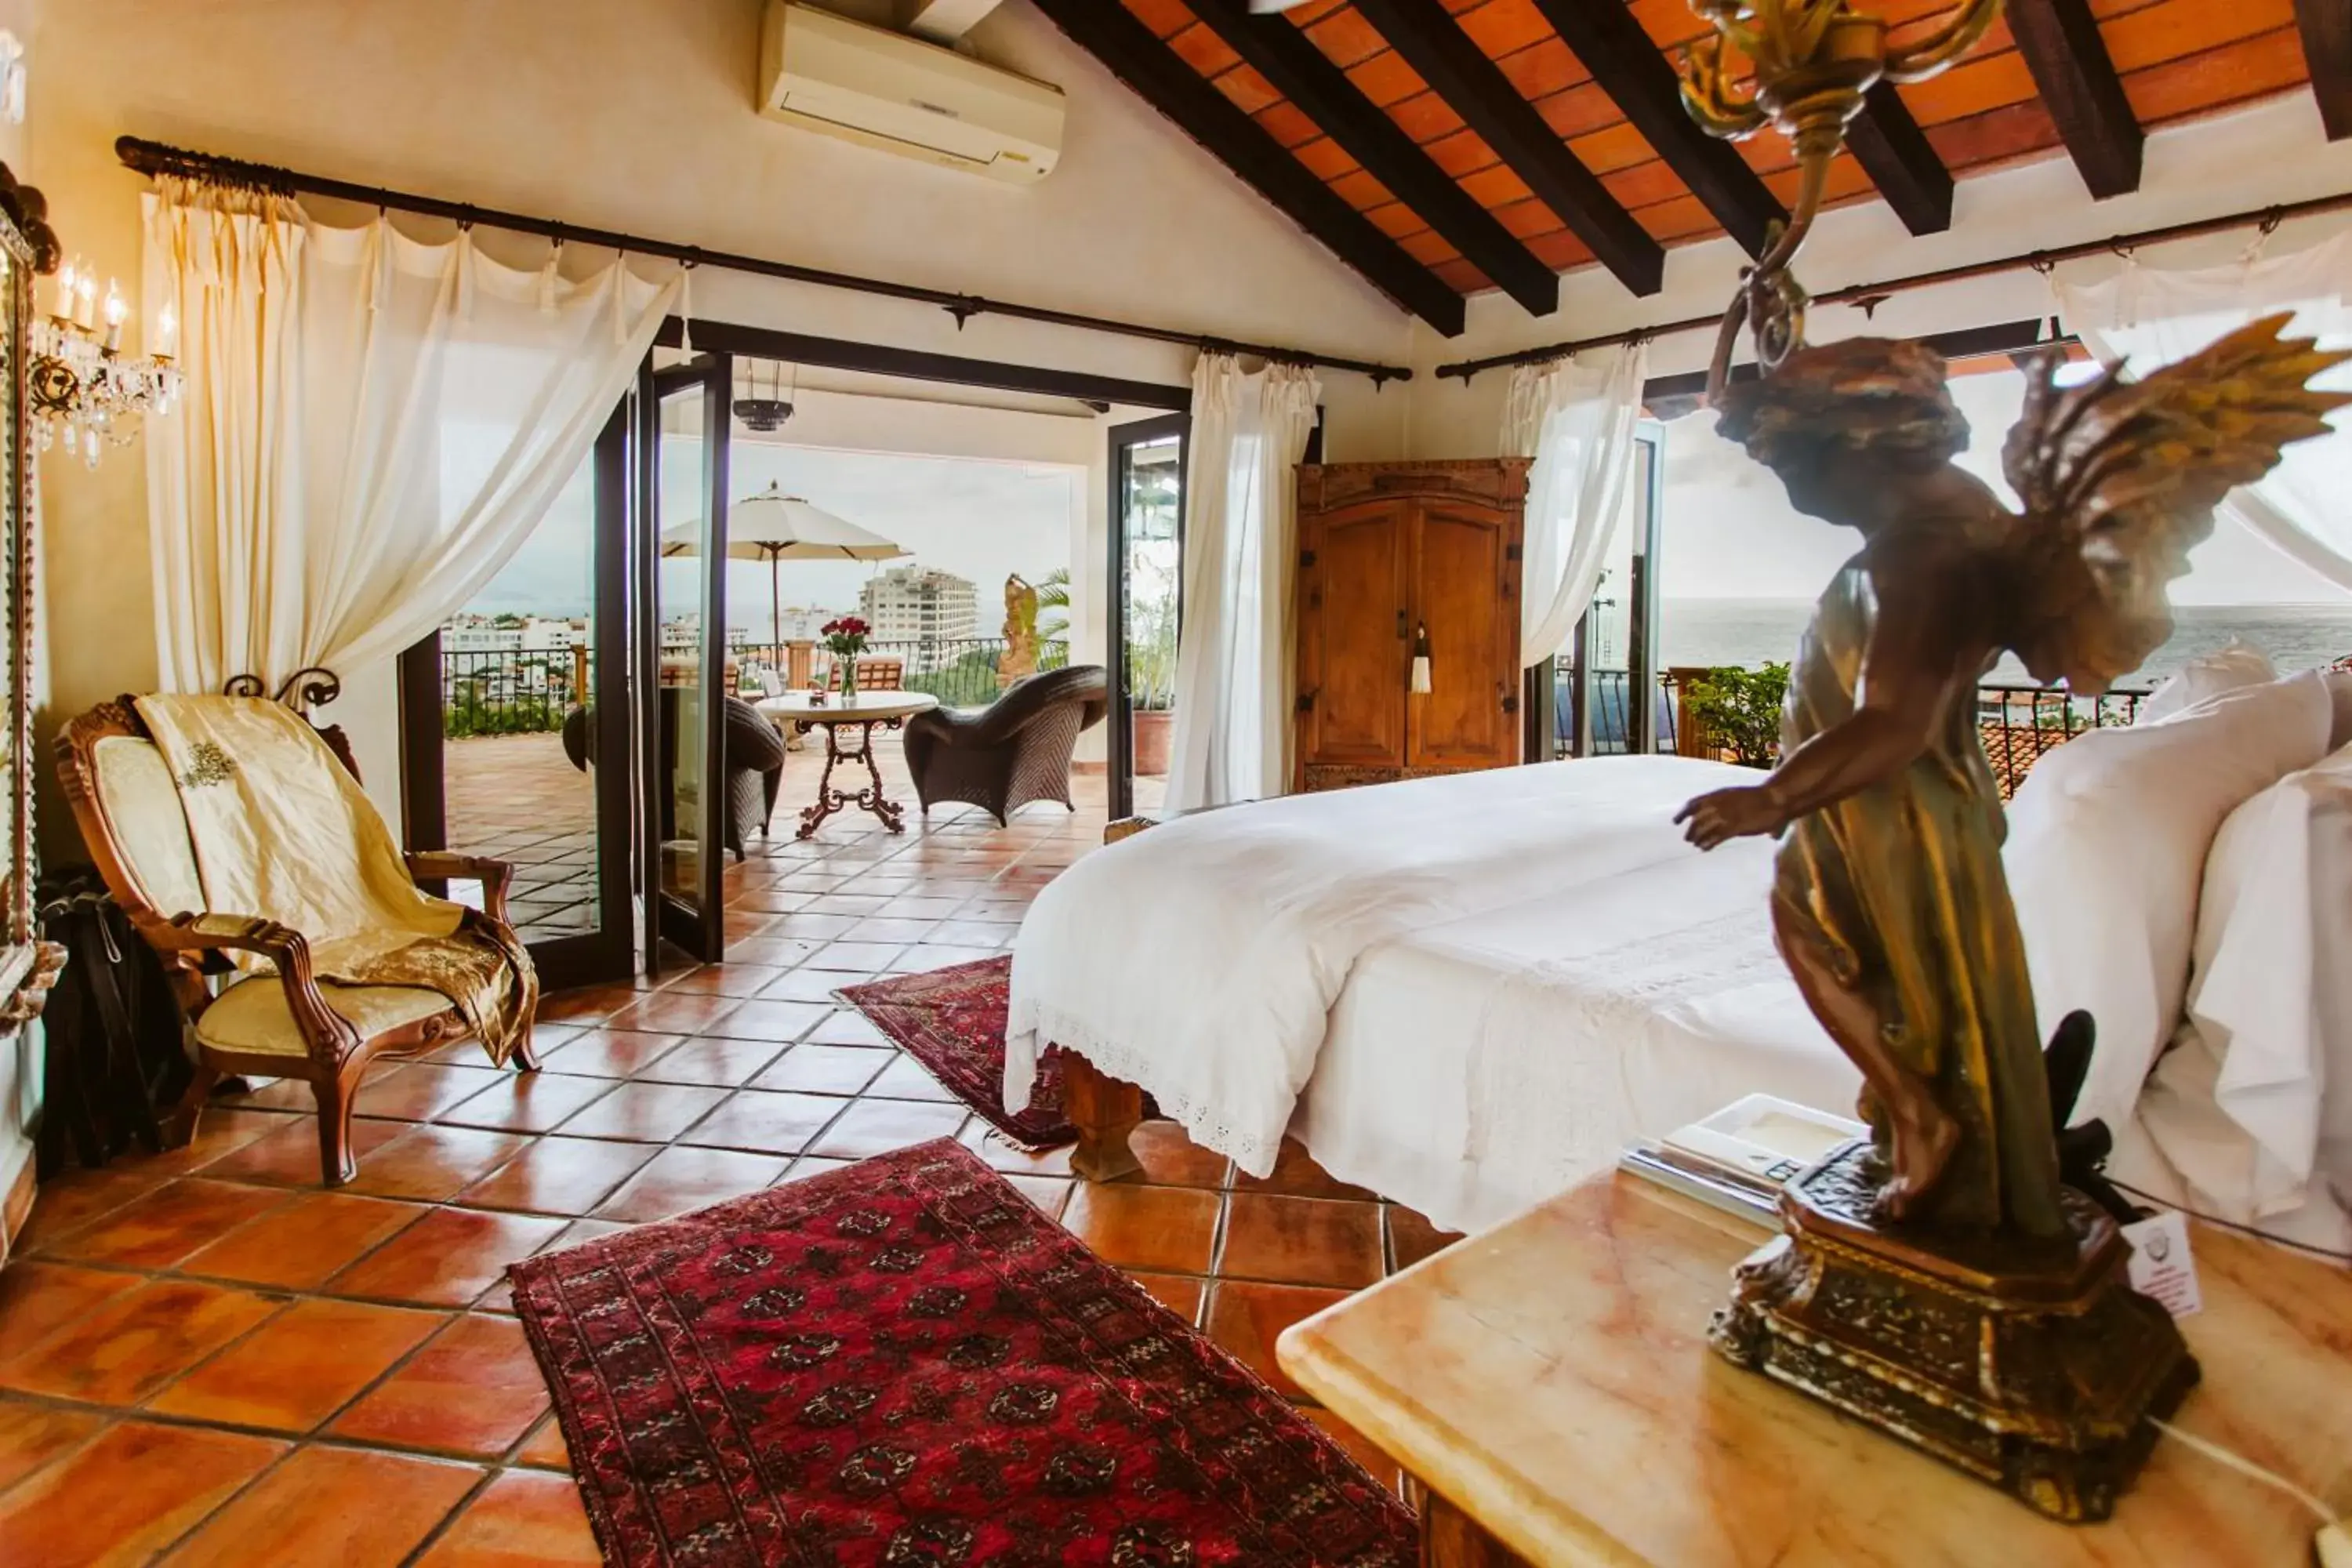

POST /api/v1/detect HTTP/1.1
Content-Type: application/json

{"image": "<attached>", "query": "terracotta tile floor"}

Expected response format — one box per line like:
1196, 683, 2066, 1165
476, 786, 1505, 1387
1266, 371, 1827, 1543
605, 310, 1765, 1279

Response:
444, 731, 597, 944
0, 763, 1458, 1563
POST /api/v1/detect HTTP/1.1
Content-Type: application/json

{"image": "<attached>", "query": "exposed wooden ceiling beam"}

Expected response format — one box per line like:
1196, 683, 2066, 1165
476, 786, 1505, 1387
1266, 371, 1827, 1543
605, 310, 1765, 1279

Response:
1347, 0, 1665, 296
1846, 83, 1955, 235
1027, 0, 1466, 335
2299, 0, 2352, 140
2005, 0, 2144, 198
1526, 0, 1780, 257
1189, 0, 1558, 317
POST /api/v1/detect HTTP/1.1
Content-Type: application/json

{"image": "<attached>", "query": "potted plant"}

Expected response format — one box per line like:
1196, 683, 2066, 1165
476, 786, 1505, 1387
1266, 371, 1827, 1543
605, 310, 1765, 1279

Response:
1127, 565, 1179, 778
1679, 662, 1790, 768
820, 615, 871, 702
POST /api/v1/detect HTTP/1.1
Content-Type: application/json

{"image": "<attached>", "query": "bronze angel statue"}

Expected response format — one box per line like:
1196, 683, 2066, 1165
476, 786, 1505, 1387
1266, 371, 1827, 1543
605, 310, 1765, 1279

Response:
1676, 315, 2350, 1240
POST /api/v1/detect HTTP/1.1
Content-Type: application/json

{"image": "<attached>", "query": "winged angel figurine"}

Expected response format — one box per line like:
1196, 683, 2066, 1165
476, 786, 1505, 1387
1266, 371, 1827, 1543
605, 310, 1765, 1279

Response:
1677, 318, 2351, 1237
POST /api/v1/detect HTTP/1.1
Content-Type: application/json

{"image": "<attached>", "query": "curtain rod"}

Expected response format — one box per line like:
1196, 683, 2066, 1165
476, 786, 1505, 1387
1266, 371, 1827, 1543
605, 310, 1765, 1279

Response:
114, 136, 1414, 385
1436, 185, 2352, 383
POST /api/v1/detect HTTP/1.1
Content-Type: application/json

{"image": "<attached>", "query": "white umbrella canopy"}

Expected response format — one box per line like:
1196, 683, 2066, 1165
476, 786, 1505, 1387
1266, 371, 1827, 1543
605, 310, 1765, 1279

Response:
660, 482, 909, 648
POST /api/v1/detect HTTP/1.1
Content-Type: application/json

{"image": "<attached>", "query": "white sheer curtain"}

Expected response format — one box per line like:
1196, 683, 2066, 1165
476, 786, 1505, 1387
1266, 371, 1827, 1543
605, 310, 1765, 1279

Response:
1163, 354, 1322, 811
143, 180, 680, 693
2055, 231, 2352, 593
1502, 340, 1650, 667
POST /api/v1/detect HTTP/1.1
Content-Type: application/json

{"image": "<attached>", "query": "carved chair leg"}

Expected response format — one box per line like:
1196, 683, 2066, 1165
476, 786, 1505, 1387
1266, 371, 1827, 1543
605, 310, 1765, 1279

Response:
510, 1027, 543, 1073
162, 1062, 223, 1150
314, 1069, 361, 1187
1062, 1054, 1144, 1183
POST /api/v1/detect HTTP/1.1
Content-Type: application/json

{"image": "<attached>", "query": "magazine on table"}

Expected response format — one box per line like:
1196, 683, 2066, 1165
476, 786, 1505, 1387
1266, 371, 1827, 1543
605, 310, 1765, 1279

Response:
1619, 1094, 1867, 1223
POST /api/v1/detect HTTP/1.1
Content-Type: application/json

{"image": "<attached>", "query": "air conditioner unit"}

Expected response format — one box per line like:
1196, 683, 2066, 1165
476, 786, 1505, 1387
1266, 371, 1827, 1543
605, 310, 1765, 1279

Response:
758, 2, 1064, 183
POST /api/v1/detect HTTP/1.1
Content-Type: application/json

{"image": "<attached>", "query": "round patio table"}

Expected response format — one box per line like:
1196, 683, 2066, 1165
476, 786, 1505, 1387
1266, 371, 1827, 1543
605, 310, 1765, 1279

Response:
757, 690, 939, 839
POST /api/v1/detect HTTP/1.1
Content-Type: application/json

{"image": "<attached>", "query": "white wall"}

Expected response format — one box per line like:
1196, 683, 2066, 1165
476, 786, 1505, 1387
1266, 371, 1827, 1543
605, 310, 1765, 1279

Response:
26, 0, 1419, 843
1399, 94, 2352, 459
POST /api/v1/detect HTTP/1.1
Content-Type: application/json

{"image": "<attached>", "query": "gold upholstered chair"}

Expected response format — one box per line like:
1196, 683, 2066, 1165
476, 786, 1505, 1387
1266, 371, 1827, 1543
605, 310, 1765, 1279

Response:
55, 697, 542, 1185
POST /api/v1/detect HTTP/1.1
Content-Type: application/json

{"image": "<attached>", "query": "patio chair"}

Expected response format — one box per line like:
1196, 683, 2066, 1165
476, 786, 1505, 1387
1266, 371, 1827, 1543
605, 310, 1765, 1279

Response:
561, 691, 786, 854
54, 698, 542, 1185
902, 664, 1108, 826
811, 655, 905, 693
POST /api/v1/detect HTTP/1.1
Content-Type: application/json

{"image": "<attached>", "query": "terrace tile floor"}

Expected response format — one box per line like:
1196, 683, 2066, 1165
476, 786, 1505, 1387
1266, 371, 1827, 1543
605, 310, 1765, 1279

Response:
445, 733, 597, 943
0, 761, 1448, 1563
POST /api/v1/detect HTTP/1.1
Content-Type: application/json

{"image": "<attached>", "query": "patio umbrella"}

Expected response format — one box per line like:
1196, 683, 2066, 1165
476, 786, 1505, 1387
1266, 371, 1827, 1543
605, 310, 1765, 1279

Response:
659, 482, 909, 648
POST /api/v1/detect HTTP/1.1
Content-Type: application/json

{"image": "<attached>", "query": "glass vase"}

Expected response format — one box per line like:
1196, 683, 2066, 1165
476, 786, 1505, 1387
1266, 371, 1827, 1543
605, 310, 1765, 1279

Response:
838, 655, 859, 702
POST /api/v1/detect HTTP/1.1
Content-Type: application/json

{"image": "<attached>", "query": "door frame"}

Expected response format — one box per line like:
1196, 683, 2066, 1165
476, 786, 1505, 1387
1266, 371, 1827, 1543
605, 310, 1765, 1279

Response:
1105, 412, 1190, 822
639, 352, 734, 969
394, 399, 641, 990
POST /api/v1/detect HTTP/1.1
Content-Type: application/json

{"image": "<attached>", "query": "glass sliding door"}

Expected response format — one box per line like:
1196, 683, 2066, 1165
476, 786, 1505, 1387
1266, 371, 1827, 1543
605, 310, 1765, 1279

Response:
640, 354, 733, 967
1559, 422, 1665, 757
397, 401, 637, 989
1106, 414, 1189, 820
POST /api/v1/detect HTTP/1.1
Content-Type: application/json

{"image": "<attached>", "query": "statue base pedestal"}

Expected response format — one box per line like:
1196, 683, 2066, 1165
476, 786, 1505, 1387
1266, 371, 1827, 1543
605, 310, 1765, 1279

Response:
1709, 1142, 2198, 1523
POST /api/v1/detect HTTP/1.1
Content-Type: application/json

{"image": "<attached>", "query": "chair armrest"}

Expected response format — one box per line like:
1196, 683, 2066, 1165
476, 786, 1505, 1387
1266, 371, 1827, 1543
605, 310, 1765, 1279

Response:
158, 913, 363, 1066
403, 851, 514, 922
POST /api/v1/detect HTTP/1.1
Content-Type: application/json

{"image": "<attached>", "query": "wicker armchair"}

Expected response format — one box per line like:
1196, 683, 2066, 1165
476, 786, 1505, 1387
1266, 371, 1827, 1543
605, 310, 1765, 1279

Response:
564, 691, 786, 856
55, 699, 540, 1185
902, 666, 1108, 826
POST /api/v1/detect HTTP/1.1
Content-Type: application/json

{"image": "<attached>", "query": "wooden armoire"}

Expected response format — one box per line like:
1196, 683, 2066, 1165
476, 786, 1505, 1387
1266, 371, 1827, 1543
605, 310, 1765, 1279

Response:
1294, 459, 1530, 792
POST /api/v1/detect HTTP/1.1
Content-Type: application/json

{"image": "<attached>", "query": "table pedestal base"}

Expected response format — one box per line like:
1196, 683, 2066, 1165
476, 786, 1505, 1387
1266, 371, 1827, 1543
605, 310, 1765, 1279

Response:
793, 716, 907, 839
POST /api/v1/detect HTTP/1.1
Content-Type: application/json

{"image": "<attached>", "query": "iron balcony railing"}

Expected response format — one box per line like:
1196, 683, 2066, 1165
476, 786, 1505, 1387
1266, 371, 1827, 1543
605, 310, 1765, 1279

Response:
438, 636, 1065, 738
1555, 664, 2147, 798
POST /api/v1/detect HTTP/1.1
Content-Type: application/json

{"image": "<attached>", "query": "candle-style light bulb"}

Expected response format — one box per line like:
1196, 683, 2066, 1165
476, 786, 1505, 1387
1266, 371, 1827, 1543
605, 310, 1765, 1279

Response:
102, 281, 127, 350
155, 302, 178, 360
53, 257, 75, 319
73, 270, 96, 329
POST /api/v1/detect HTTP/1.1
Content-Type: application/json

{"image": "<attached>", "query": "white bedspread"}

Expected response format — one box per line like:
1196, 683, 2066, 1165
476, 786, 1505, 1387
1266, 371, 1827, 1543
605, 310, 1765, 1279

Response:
1004, 755, 1756, 1175
1298, 844, 1852, 1232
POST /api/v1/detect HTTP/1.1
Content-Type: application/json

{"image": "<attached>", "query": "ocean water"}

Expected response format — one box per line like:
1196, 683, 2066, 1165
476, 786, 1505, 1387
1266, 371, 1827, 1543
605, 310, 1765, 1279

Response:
1661, 599, 2352, 688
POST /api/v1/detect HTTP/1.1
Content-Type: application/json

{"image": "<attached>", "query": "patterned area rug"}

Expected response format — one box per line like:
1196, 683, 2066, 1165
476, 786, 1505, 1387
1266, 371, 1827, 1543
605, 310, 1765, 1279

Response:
836, 956, 1073, 1148
510, 1139, 1416, 1567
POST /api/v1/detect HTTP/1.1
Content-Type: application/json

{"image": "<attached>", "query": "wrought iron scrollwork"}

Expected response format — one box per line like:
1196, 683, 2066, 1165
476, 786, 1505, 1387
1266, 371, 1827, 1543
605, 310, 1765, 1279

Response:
221, 666, 343, 711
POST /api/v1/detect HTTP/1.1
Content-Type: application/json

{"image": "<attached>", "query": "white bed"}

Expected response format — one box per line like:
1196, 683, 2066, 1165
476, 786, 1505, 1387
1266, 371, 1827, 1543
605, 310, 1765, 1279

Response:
1007, 669, 2352, 1241
1297, 849, 1852, 1233
1004, 754, 1850, 1233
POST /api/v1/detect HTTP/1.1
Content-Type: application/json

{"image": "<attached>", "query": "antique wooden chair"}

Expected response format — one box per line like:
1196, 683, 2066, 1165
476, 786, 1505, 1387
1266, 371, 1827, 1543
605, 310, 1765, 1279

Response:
56, 697, 541, 1185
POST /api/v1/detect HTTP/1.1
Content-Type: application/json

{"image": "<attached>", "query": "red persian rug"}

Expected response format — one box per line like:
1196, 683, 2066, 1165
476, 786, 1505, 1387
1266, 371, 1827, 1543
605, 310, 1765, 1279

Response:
835, 956, 1075, 1148
510, 1139, 1416, 1567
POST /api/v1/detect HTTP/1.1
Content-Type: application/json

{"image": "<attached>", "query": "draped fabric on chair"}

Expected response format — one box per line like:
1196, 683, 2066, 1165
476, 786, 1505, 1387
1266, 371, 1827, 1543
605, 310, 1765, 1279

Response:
1502, 339, 1650, 670
142, 176, 681, 694
2056, 232, 2352, 593
1163, 354, 1321, 811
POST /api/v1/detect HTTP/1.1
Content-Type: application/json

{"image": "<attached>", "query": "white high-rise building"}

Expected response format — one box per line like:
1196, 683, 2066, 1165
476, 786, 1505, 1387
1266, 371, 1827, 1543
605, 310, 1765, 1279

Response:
859, 566, 979, 646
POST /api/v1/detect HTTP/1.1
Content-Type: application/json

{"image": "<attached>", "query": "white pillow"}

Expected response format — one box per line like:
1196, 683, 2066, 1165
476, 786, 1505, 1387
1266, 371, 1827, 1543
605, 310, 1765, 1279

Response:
2137, 740, 2352, 1232
2134, 640, 2276, 727
2005, 670, 2333, 1134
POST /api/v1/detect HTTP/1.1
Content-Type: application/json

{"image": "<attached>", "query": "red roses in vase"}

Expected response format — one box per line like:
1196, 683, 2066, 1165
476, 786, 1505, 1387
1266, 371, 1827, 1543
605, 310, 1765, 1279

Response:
822, 616, 871, 701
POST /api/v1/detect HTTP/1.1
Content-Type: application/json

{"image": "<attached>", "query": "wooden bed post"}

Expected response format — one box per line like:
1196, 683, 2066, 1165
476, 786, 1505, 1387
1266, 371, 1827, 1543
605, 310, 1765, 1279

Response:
1062, 1054, 1144, 1181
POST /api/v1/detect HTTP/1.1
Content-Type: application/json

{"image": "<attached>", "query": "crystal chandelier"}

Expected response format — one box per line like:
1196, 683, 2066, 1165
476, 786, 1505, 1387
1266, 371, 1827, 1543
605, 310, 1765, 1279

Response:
30, 256, 180, 468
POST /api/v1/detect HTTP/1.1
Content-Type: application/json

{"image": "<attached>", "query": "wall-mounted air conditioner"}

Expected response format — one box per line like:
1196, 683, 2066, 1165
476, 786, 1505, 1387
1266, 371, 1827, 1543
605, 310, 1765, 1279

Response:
757, 2, 1065, 184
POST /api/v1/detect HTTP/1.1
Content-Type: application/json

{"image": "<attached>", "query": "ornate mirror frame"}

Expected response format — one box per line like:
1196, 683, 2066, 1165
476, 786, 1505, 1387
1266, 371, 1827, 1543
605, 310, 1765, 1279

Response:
0, 165, 66, 1031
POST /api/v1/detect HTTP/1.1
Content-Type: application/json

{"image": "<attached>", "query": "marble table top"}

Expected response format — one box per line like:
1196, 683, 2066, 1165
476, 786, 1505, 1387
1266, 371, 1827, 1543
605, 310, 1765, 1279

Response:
756, 690, 938, 724
1278, 1173, 2352, 1566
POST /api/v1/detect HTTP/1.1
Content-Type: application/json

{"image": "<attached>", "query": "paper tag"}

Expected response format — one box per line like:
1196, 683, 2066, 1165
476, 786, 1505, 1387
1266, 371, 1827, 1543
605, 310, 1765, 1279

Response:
2122, 1211, 2203, 1319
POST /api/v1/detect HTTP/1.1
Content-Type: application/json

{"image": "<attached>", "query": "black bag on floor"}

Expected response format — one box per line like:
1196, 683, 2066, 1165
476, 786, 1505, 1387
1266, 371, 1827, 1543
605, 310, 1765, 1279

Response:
35, 870, 192, 1176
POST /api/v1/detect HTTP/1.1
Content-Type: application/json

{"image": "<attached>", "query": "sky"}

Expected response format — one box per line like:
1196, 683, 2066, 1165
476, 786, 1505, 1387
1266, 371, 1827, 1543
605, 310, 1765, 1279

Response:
1656, 365, 2352, 605
470, 441, 1080, 630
